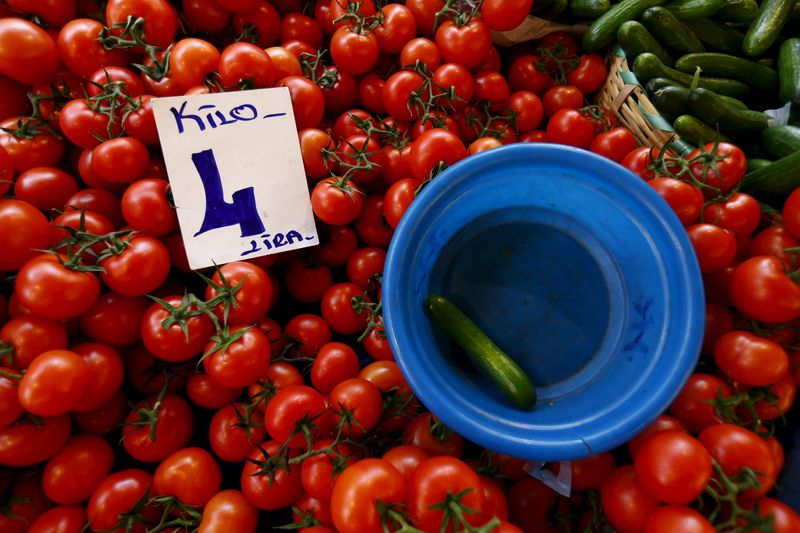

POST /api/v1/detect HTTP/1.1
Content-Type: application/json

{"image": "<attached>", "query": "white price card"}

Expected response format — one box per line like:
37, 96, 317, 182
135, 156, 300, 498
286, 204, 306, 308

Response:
152, 87, 318, 270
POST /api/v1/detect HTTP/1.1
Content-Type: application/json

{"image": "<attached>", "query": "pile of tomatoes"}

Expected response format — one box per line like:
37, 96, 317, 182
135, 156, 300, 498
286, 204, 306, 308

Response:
0, 0, 799, 532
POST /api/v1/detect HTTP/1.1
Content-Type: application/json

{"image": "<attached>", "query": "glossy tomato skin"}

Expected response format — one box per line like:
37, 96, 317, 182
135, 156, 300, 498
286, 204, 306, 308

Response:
633, 430, 712, 505
99, 234, 171, 297
199, 490, 259, 533
153, 447, 222, 507
0, 315, 69, 370
407, 456, 486, 531
330, 458, 407, 533
241, 440, 304, 510
87, 468, 156, 533
42, 434, 115, 505
0, 199, 51, 272
17, 349, 90, 416
730, 256, 800, 323
70, 342, 125, 412
643, 505, 715, 533
15, 254, 101, 320
105, 0, 179, 49
698, 423, 777, 501
205, 261, 275, 325
713, 331, 789, 386
0, 18, 59, 85
600, 465, 662, 533
140, 295, 216, 362
122, 393, 194, 463
203, 324, 271, 389
0, 413, 72, 467
27, 505, 87, 533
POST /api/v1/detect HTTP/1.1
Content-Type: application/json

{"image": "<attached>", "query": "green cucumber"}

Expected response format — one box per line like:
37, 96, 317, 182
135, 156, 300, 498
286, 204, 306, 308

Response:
747, 158, 775, 172
674, 53, 778, 91
687, 87, 770, 133
632, 53, 751, 97
651, 85, 690, 120
741, 150, 800, 196
683, 17, 745, 53
663, 0, 724, 19
779, 38, 800, 105
570, 0, 612, 18
762, 125, 800, 158
617, 21, 674, 66
645, 77, 682, 94
582, 0, 668, 51
742, 0, 795, 57
641, 7, 705, 54
716, 0, 760, 23
424, 294, 537, 410
673, 114, 731, 145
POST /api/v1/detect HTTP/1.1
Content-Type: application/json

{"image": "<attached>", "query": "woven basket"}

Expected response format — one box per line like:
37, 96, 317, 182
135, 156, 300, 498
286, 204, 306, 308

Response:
596, 46, 695, 156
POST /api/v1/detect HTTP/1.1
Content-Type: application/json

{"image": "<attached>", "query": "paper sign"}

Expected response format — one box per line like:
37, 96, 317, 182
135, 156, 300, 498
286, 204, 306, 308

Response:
152, 87, 318, 270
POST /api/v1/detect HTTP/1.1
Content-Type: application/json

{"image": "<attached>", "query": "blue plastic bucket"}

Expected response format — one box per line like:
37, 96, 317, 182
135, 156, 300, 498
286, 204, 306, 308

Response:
382, 143, 705, 461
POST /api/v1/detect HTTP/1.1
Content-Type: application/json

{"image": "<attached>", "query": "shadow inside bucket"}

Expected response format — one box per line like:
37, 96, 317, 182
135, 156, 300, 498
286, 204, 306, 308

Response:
429, 207, 611, 391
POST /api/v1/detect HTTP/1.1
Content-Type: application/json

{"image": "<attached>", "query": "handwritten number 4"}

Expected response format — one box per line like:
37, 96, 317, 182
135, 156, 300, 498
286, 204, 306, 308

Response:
192, 148, 265, 238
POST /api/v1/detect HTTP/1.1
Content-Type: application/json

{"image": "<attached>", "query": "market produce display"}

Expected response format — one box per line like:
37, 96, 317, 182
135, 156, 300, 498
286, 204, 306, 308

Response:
0, 0, 799, 532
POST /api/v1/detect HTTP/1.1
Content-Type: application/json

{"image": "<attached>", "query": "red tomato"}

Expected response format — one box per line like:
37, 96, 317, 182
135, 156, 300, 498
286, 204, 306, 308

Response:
703, 192, 761, 237
311, 342, 361, 393
14, 167, 79, 212
0, 316, 69, 371
647, 178, 704, 226
756, 498, 800, 533
0, 116, 64, 171
687, 142, 747, 196
105, 0, 179, 49
730, 255, 800, 323
27, 505, 86, 533
79, 293, 147, 348
567, 53, 608, 94
122, 393, 194, 463
546, 108, 595, 149
241, 440, 303, 510
99, 233, 171, 296
205, 261, 275, 325
199, 490, 259, 533
542, 85, 584, 117
402, 412, 464, 457
644, 505, 715, 533
43, 434, 114, 505
0, 18, 59, 85
698, 423, 777, 500
219, 41, 276, 88
407, 456, 485, 531
713, 331, 789, 386
278, 75, 325, 129
153, 447, 222, 507
0, 413, 71, 467
87, 469, 156, 532
600, 466, 662, 533
628, 414, 688, 459
209, 402, 266, 463
265, 384, 329, 448
187, 372, 243, 410
311, 177, 365, 225
140, 294, 216, 362
330, 458, 407, 533
669, 373, 732, 433
409, 128, 467, 181
0, 199, 49, 271
204, 324, 271, 389
18, 349, 90, 416
321, 282, 371, 335
634, 430, 711, 504
329, 377, 383, 436
71, 342, 125, 412
374, 4, 417, 53
686, 223, 737, 273
434, 19, 491, 70
591, 127, 638, 163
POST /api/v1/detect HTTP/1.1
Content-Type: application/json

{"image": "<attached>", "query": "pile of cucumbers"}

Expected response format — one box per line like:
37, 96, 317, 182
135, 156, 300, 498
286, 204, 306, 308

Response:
579, 0, 800, 196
